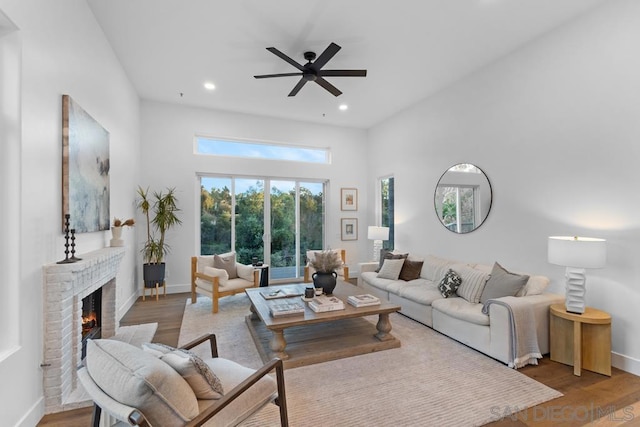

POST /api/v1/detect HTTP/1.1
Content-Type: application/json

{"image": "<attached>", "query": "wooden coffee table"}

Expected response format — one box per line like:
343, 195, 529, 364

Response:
245, 283, 401, 368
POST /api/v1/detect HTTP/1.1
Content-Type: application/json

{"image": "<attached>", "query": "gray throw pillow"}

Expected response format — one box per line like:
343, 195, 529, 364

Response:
479, 262, 530, 304
438, 269, 462, 298
214, 253, 238, 279
376, 249, 408, 273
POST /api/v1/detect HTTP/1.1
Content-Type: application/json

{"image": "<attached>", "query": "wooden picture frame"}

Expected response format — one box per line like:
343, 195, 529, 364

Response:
341, 188, 358, 211
341, 218, 358, 241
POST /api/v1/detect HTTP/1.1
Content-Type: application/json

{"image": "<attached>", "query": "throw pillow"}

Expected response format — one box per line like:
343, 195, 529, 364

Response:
398, 259, 424, 281
480, 262, 530, 304
86, 339, 199, 426
376, 258, 406, 280
438, 269, 462, 298
142, 343, 224, 399
516, 275, 550, 297
453, 264, 491, 304
376, 249, 408, 272
214, 252, 238, 279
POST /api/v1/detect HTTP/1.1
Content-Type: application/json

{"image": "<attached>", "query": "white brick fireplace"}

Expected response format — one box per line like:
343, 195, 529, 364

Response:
42, 247, 125, 413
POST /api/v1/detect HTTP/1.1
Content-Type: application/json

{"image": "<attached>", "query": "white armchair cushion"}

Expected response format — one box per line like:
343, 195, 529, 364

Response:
236, 263, 255, 282
198, 266, 229, 289
202, 357, 278, 426
85, 339, 199, 426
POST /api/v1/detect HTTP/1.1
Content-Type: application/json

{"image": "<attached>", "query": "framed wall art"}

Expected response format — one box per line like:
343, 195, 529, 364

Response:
62, 95, 110, 233
341, 188, 357, 211
341, 218, 358, 241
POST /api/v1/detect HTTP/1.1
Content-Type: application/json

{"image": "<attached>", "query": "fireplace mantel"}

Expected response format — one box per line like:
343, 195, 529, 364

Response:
42, 247, 125, 413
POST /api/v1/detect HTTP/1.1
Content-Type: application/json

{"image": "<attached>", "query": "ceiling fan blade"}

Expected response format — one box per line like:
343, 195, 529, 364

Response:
288, 78, 308, 97
315, 77, 342, 97
311, 42, 341, 71
254, 72, 303, 79
319, 69, 367, 77
266, 47, 306, 71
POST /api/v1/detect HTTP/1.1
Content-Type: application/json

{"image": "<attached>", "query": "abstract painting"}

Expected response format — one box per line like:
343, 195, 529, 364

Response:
62, 95, 110, 233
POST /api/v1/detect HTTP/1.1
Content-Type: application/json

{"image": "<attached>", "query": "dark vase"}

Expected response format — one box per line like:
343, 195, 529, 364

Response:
312, 271, 338, 295
143, 263, 166, 289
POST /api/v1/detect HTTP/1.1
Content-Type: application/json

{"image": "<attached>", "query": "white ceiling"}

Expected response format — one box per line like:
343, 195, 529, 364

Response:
87, 0, 608, 129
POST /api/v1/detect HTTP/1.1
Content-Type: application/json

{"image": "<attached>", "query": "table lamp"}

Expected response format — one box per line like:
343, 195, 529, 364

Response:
368, 226, 389, 261
548, 236, 606, 314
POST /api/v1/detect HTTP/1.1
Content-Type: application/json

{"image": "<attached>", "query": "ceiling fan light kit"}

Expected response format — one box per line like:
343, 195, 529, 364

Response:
254, 42, 367, 97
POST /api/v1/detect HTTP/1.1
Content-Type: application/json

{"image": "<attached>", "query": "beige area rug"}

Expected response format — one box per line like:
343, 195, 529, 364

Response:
179, 295, 562, 427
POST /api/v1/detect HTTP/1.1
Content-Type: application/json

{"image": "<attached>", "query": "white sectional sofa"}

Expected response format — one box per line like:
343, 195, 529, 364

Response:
358, 254, 564, 367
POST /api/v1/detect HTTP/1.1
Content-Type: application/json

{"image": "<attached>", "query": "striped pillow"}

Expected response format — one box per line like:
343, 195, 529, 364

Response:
453, 264, 490, 304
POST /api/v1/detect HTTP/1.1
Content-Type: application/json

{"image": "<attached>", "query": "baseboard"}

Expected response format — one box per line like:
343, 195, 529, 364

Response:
118, 290, 138, 321
16, 397, 43, 427
612, 352, 640, 376
165, 283, 191, 294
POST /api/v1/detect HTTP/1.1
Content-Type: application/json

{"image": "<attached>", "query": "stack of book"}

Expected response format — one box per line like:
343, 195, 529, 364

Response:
347, 294, 381, 308
309, 295, 345, 313
269, 300, 305, 318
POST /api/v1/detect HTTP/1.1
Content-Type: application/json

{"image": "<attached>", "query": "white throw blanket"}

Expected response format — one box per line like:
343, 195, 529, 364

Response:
482, 297, 541, 369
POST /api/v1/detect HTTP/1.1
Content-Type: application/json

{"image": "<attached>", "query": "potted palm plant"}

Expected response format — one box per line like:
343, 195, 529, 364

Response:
309, 250, 343, 294
136, 186, 182, 289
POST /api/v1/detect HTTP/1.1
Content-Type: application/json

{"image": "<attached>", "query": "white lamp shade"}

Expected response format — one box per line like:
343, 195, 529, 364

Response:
367, 226, 389, 241
548, 236, 606, 269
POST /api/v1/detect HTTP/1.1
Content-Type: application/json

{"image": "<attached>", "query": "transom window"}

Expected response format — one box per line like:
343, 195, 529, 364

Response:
196, 136, 330, 164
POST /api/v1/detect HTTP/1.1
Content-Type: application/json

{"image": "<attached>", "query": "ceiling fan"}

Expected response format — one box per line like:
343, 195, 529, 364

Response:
254, 42, 367, 97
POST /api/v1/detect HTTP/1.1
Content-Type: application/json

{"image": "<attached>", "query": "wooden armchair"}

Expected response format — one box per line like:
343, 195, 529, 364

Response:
191, 254, 259, 313
303, 248, 350, 283
78, 334, 288, 427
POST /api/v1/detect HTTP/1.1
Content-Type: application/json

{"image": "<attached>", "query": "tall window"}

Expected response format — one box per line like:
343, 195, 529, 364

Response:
380, 176, 395, 250
200, 176, 325, 281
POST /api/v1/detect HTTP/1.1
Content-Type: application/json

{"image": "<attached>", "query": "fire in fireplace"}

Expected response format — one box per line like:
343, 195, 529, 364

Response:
81, 287, 102, 359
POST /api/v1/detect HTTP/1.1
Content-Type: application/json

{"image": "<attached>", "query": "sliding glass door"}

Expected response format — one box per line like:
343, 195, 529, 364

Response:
200, 176, 325, 282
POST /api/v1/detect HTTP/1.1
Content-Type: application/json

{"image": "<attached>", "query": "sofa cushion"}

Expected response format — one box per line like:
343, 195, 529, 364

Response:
399, 259, 424, 281
387, 278, 427, 295
377, 258, 405, 280
432, 297, 490, 326
453, 264, 490, 304
361, 271, 397, 291
142, 343, 224, 400
214, 252, 238, 279
422, 255, 455, 282
399, 282, 444, 305
516, 275, 550, 297
479, 262, 529, 304
438, 269, 462, 297
86, 339, 199, 426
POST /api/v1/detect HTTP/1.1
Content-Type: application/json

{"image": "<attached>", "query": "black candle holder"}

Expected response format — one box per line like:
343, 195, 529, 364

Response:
57, 214, 78, 264
70, 229, 82, 261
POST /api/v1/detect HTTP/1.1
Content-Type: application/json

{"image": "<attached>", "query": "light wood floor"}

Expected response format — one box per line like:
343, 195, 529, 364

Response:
39, 291, 640, 427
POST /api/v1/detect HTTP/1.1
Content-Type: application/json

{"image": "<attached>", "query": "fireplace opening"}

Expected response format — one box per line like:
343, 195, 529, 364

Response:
81, 287, 102, 359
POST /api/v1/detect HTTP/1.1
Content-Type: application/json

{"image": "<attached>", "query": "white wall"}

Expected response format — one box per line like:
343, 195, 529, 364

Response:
0, 0, 141, 425
140, 101, 368, 292
368, 0, 640, 374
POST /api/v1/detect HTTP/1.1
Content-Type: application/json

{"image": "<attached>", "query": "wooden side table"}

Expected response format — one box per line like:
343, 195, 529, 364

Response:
549, 304, 611, 376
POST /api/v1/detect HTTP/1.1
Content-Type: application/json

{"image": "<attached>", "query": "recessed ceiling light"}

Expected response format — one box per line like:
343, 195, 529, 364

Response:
204, 82, 216, 90
339, 104, 348, 111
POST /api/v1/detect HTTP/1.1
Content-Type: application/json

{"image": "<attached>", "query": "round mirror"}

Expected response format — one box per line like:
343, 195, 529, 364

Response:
434, 163, 492, 233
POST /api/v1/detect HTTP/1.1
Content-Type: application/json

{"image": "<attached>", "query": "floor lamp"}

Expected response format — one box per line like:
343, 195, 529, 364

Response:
368, 226, 389, 261
548, 236, 606, 314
